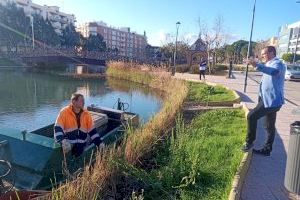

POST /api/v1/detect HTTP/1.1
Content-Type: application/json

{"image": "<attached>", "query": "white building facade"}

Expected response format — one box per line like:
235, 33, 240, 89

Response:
0, 0, 75, 35
277, 21, 300, 57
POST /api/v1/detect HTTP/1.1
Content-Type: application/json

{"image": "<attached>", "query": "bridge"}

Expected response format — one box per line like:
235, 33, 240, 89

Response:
0, 48, 157, 66
21, 55, 106, 66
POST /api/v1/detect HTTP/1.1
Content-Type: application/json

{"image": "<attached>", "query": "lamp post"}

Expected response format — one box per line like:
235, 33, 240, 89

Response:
172, 21, 181, 76
243, 0, 257, 93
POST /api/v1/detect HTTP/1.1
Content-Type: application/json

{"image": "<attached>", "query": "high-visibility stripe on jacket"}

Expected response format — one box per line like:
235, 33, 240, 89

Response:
54, 105, 101, 146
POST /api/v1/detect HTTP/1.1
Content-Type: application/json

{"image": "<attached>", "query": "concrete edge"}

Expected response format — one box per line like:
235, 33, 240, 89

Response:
228, 102, 252, 200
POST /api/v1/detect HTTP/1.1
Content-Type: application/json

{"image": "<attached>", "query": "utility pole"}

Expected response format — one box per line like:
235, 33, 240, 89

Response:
244, 0, 257, 93
172, 21, 181, 76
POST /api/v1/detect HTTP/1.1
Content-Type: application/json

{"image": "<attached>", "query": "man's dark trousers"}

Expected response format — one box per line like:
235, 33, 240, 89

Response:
246, 98, 281, 150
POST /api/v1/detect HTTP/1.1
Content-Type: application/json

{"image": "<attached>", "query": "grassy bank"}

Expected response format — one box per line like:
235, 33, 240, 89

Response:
122, 109, 246, 200
187, 81, 236, 102
107, 61, 188, 164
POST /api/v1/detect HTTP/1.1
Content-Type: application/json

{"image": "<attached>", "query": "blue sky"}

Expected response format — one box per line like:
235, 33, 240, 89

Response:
34, 0, 300, 46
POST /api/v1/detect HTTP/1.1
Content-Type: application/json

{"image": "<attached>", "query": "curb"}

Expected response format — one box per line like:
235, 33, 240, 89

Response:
228, 102, 252, 200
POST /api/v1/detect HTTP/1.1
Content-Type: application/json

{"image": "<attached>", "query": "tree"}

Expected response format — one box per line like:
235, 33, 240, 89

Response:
0, 3, 30, 52
0, 3, 61, 51
32, 15, 60, 47
161, 41, 189, 64
282, 53, 300, 63
84, 34, 106, 51
219, 40, 256, 64
197, 15, 228, 74
61, 24, 80, 48
253, 40, 268, 59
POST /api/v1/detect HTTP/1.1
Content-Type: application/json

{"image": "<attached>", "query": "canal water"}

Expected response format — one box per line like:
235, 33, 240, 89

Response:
0, 68, 163, 131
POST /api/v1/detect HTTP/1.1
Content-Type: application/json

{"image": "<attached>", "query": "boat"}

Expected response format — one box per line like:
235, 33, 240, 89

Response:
0, 105, 139, 199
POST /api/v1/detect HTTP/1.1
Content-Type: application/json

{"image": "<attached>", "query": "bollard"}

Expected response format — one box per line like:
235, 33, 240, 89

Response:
284, 121, 300, 194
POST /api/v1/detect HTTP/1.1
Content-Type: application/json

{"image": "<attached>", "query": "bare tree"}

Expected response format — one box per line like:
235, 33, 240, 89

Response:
253, 39, 268, 59
197, 15, 227, 74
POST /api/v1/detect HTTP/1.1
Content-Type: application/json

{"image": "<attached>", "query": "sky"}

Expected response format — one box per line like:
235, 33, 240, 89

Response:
33, 0, 300, 46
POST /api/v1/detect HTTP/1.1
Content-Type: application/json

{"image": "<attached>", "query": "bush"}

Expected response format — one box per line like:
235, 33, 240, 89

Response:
214, 64, 228, 71
176, 64, 189, 73
189, 64, 200, 74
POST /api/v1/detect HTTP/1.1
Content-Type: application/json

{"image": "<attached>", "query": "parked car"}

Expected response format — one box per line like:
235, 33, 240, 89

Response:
285, 65, 300, 81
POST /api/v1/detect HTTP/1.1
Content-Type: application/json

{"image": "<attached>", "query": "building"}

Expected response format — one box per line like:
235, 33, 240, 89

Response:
0, 0, 75, 35
277, 21, 300, 57
145, 45, 161, 59
267, 36, 278, 46
77, 21, 147, 58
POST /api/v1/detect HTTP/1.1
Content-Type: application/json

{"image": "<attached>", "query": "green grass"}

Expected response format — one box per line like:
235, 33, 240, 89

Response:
0, 58, 16, 66
187, 81, 236, 102
127, 108, 246, 200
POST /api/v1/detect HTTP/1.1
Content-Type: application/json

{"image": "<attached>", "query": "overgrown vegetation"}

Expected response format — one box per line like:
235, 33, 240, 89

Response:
132, 109, 246, 200
109, 109, 246, 200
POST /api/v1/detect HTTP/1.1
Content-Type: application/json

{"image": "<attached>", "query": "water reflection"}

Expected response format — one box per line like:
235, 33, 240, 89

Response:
0, 69, 163, 131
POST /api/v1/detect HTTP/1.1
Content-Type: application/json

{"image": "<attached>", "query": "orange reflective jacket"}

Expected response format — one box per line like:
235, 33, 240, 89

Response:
54, 105, 100, 146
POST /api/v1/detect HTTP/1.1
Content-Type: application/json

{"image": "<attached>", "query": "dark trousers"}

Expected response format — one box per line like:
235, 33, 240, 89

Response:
71, 143, 85, 157
246, 99, 281, 150
199, 70, 205, 80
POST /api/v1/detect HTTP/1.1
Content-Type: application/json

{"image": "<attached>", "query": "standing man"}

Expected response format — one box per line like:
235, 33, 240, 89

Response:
54, 93, 102, 157
241, 46, 285, 156
199, 58, 207, 80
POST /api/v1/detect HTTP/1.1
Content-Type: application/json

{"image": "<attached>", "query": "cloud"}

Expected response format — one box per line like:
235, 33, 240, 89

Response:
147, 30, 169, 46
147, 30, 241, 46
148, 31, 199, 46
181, 32, 198, 45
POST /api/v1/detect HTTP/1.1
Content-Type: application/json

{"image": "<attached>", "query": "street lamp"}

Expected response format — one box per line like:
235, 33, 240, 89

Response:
172, 21, 181, 76
243, 0, 257, 93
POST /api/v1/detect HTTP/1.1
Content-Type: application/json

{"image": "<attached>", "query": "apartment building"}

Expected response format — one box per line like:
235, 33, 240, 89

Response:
277, 20, 300, 57
77, 21, 147, 58
0, 0, 75, 35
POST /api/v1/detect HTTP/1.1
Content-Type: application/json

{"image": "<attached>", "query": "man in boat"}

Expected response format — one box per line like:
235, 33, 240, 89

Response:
54, 93, 102, 157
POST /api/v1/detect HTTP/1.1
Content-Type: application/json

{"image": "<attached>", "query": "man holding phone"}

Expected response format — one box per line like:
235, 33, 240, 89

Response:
241, 46, 286, 156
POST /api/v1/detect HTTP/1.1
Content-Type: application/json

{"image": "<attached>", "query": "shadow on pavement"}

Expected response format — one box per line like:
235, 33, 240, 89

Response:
241, 118, 289, 200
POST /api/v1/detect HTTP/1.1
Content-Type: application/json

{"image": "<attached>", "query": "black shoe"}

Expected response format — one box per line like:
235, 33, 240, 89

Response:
253, 148, 271, 156
241, 142, 254, 152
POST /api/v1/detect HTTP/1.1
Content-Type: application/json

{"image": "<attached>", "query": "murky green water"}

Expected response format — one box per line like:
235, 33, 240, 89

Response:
0, 68, 163, 131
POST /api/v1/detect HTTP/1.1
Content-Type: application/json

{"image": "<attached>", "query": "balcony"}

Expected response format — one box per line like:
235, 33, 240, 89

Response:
51, 21, 61, 29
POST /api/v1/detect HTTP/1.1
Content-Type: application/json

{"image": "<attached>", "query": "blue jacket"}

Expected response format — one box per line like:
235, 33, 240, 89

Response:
256, 57, 285, 108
